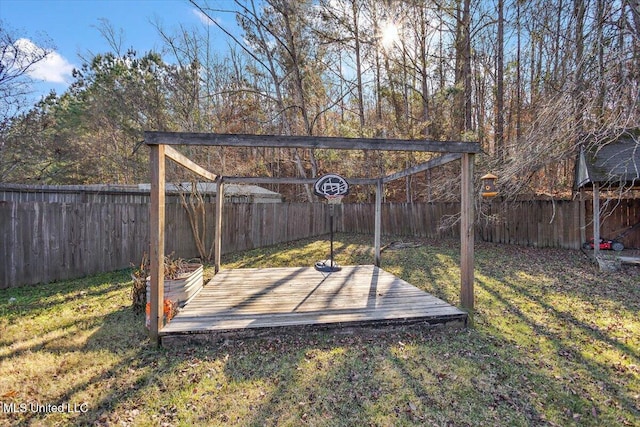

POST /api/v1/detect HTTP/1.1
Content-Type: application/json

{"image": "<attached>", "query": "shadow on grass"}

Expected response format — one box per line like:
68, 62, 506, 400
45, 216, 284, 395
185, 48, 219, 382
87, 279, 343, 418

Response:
383, 331, 549, 425
0, 274, 126, 320
216, 327, 572, 426
0, 311, 110, 362
475, 272, 639, 425
0, 271, 179, 426
220, 233, 377, 270
3, 303, 160, 425
2, 235, 638, 426
219, 330, 470, 426
379, 242, 461, 306
0, 270, 132, 350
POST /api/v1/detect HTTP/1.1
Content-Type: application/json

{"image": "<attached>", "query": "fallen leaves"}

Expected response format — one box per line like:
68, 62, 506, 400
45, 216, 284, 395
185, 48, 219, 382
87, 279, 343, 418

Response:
1, 389, 18, 399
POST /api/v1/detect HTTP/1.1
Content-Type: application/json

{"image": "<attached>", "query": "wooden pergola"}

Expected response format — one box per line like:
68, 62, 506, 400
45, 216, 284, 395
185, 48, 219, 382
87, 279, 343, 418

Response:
145, 131, 481, 345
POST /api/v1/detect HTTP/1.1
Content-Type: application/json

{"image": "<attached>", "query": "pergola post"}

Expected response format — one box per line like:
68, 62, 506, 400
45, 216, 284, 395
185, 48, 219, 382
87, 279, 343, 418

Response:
460, 153, 475, 310
374, 179, 383, 266
149, 144, 165, 346
214, 178, 224, 273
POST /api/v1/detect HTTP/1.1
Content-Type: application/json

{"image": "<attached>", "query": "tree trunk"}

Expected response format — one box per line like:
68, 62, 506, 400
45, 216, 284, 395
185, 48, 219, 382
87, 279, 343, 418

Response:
495, 0, 505, 160
453, 0, 472, 137
573, 0, 587, 135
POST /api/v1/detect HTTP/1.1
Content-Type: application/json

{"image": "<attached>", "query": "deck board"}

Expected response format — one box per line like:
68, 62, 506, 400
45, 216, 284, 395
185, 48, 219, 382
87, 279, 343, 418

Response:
160, 265, 466, 340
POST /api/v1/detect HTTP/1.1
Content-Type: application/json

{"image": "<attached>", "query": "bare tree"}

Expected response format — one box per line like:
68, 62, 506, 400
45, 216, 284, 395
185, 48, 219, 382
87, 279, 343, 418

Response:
0, 22, 52, 128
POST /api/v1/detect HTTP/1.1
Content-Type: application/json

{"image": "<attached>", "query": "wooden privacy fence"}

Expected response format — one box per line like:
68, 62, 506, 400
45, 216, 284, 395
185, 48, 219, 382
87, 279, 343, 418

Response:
479, 200, 584, 249
357, 199, 638, 249
0, 202, 150, 289
0, 201, 331, 289
480, 199, 640, 249
1, 199, 639, 288
341, 203, 461, 238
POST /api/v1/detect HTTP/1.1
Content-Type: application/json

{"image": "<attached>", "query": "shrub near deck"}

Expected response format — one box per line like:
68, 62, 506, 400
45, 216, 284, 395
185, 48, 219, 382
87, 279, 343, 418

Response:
0, 234, 638, 426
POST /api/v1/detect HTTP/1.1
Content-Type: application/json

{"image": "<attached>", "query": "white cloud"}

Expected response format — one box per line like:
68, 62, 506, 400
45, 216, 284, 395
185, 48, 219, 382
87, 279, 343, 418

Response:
14, 38, 75, 84
192, 9, 219, 26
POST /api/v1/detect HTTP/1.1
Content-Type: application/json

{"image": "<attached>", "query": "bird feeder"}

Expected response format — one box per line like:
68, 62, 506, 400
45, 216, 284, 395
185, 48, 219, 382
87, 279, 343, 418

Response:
480, 173, 498, 198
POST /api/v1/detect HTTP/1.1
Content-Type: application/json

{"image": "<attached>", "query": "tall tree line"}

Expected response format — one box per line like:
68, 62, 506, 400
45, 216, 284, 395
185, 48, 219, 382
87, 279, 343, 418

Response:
1, 0, 638, 201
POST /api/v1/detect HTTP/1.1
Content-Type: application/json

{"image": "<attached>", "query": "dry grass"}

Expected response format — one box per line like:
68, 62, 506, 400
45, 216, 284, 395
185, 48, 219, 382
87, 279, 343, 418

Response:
0, 233, 638, 426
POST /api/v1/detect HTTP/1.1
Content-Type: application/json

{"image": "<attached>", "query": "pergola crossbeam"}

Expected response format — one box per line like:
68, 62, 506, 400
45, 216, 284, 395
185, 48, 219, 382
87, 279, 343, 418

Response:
146, 131, 481, 154
165, 146, 218, 182
383, 153, 462, 184
223, 176, 377, 186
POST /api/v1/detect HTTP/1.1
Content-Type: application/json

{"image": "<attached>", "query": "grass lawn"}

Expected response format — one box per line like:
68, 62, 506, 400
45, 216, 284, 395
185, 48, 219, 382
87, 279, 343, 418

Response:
0, 233, 638, 426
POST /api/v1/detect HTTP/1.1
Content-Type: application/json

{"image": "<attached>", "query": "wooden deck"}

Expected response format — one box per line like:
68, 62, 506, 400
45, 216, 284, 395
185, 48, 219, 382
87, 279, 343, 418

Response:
160, 265, 467, 344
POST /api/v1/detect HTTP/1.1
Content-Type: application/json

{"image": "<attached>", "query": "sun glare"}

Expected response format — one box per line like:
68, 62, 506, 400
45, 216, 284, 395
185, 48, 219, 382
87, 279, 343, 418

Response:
380, 20, 400, 49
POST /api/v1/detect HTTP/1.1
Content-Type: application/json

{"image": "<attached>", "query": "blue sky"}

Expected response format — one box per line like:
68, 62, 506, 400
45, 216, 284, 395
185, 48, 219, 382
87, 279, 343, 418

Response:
1, 0, 238, 102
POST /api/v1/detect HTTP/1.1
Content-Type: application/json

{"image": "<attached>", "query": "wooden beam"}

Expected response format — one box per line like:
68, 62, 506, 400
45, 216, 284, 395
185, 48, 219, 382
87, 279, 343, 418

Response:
460, 153, 475, 311
164, 146, 217, 181
224, 176, 315, 185
149, 144, 165, 346
223, 176, 377, 186
382, 153, 462, 183
214, 179, 224, 273
145, 131, 481, 154
374, 179, 383, 267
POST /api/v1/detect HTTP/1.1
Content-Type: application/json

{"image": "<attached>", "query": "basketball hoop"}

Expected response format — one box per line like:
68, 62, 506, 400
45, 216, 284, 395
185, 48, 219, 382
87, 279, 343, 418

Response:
314, 174, 349, 200
325, 194, 344, 205
313, 174, 349, 273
